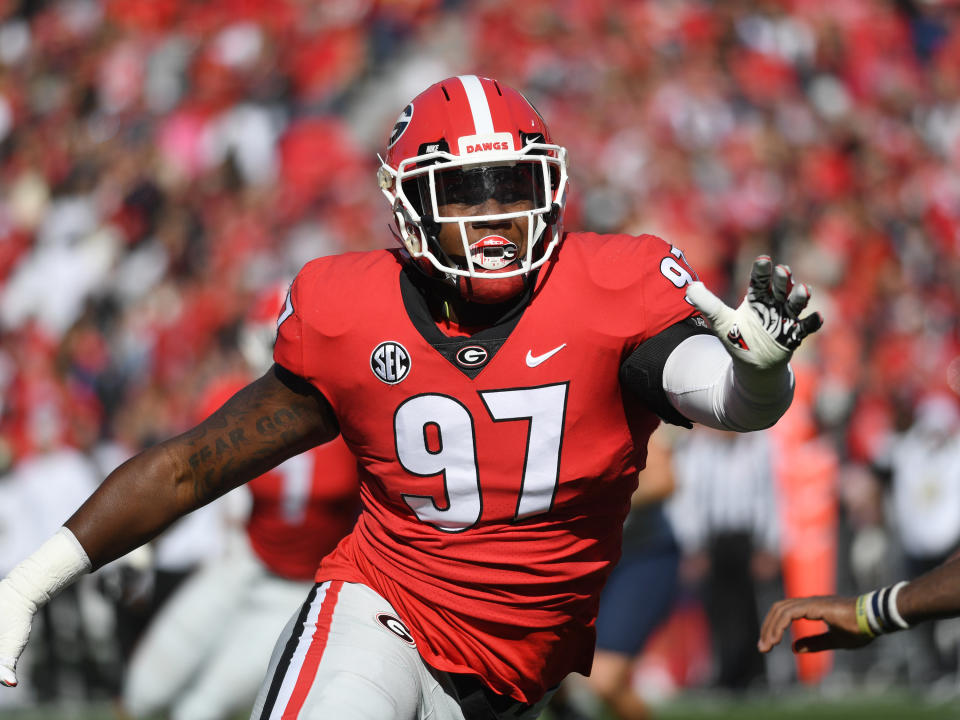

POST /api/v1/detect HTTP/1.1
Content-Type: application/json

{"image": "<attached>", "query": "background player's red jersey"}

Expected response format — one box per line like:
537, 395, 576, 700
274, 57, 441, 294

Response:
195, 378, 361, 580
274, 231, 698, 703
245, 442, 360, 580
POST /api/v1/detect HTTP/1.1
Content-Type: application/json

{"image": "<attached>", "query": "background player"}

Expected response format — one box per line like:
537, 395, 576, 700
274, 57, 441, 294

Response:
120, 285, 360, 720
0, 75, 821, 720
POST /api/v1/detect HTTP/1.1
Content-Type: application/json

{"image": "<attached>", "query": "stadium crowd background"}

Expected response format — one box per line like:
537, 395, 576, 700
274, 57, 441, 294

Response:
1, 0, 960, 713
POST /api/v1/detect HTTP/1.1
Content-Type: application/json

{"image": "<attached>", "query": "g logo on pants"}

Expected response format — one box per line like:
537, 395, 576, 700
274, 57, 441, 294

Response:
375, 612, 416, 647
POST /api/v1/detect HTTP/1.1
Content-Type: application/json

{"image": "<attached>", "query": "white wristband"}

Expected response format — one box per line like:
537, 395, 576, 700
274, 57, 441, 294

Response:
887, 580, 911, 630
5, 527, 91, 608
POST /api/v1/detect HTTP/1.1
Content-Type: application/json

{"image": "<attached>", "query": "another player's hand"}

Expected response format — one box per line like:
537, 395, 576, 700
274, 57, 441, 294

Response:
685, 256, 823, 371
0, 577, 38, 687
758, 595, 873, 655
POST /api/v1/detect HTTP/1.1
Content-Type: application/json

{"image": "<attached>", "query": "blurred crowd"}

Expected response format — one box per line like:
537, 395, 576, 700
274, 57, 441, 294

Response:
2, 0, 960, 712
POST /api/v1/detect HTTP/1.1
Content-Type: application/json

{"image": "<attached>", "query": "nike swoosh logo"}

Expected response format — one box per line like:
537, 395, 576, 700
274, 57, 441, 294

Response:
526, 344, 567, 368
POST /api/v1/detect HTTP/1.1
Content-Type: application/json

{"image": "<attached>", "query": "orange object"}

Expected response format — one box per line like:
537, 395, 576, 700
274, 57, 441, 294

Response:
771, 363, 840, 684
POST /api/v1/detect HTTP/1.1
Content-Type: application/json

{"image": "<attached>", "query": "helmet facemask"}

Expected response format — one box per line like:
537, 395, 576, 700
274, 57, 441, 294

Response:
379, 141, 568, 303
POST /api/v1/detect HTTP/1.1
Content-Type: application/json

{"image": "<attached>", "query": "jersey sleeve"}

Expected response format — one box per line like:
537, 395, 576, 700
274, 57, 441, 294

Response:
270, 254, 372, 419
636, 234, 701, 339
562, 232, 701, 348
273, 268, 308, 377
617, 235, 706, 425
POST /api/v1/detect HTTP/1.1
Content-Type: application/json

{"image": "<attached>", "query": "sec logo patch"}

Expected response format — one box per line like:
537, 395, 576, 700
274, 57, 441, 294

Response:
371, 341, 411, 384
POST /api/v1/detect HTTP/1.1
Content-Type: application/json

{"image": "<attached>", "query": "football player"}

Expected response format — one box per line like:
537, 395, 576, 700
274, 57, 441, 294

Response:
0, 76, 821, 720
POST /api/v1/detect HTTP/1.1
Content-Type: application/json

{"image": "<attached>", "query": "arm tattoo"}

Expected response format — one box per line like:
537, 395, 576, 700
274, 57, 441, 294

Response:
173, 366, 338, 503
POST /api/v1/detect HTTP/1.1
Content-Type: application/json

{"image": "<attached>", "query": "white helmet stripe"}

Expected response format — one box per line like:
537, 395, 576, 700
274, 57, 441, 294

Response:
457, 75, 494, 134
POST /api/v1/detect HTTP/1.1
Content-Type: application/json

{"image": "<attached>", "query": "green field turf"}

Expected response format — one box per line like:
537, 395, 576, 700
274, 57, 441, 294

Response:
647, 694, 960, 720
4, 691, 960, 720
542, 689, 960, 720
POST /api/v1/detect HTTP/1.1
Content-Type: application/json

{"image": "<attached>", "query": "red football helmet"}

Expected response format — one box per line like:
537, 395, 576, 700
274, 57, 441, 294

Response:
377, 75, 568, 302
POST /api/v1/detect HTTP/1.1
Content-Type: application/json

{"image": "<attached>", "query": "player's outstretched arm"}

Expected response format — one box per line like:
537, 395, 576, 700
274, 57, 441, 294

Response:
759, 555, 960, 655
0, 364, 338, 687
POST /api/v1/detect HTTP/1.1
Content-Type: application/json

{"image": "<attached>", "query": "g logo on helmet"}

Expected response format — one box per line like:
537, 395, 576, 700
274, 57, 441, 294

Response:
371, 341, 411, 384
388, 104, 413, 148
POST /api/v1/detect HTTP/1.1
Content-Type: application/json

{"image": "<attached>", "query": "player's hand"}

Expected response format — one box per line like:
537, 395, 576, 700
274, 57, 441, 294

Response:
0, 577, 38, 687
685, 256, 823, 371
758, 595, 873, 655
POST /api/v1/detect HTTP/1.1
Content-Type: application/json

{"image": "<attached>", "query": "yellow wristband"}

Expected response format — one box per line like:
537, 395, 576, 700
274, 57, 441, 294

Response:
856, 594, 876, 638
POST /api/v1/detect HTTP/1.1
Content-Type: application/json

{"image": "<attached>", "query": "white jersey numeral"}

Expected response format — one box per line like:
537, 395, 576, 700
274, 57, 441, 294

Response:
660, 245, 695, 288
479, 385, 566, 519
396, 395, 481, 531
395, 384, 568, 531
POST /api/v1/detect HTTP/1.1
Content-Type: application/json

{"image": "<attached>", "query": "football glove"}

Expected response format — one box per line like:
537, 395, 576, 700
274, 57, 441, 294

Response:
685, 256, 823, 371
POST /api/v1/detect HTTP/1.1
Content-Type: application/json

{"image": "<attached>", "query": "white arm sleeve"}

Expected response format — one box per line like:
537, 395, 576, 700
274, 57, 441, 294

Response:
663, 334, 795, 432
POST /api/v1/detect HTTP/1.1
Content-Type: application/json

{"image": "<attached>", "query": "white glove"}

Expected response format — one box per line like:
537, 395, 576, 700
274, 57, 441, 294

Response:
685, 256, 823, 372
0, 579, 36, 687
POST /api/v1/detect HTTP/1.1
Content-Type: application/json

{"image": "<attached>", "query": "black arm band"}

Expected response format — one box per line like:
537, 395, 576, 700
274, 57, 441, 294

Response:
271, 363, 341, 434
272, 363, 319, 396
619, 316, 712, 428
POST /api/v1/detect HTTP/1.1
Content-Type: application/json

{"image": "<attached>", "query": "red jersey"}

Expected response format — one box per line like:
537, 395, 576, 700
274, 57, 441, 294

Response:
194, 377, 361, 580
273, 232, 697, 702
247, 440, 360, 580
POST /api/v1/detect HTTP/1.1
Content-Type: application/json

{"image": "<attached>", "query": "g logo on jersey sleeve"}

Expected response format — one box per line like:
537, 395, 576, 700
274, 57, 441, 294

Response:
371, 341, 411, 384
